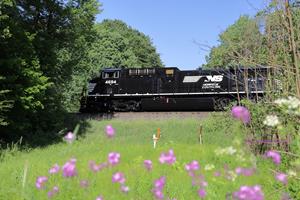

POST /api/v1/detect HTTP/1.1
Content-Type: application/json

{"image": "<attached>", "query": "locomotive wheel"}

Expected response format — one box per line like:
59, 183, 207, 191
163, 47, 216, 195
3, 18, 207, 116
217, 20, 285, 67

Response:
214, 98, 231, 111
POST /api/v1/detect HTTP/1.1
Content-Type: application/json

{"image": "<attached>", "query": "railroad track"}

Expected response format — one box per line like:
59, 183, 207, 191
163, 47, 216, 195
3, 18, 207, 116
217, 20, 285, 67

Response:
74, 111, 212, 121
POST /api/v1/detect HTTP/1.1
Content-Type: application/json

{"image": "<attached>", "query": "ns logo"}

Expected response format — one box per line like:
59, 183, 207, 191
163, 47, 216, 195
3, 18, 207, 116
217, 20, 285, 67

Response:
203, 75, 223, 82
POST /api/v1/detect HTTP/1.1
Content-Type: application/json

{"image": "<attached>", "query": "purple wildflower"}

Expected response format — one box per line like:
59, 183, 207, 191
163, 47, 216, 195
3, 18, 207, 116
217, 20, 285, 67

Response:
231, 106, 251, 124
89, 160, 101, 172
62, 158, 77, 177
159, 149, 176, 165
152, 176, 166, 200
144, 160, 152, 171
112, 172, 126, 184
200, 181, 208, 187
49, 164, 60, 174
105, 125, 115, 138
121, 185, 130, 193
214, 171, 221, 177
35, 176, 48, 189
265, 150, 281, 165
80, 180, 89, 188
275, 172, 288, 185
108, 152, 120, 166
96, 195, 104, 200
154, 176, 166, 189
47, 186, 59, 198
198, 188, 207, 198
233, 185, 264, 200
153, 188, 164, 200
235, 167, 256, 176
185, 160, 199, 172
89, 161, 107, 172
64, 131, 75, 143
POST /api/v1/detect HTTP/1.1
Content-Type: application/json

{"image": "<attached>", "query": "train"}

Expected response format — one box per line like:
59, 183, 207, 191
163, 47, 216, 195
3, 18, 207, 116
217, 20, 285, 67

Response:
79, 66, 271, 112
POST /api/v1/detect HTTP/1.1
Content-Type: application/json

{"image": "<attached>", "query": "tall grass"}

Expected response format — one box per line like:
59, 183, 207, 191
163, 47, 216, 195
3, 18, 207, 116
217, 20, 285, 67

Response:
0, 114, 285, 199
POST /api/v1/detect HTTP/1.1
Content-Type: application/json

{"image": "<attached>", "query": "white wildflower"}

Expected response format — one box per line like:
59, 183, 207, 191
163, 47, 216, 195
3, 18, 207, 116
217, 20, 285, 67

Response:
263, 115, 280, 127
226, 146, 237, 155
214, 148, 225, 156
204, 164, 215, 171
287, 96, 300, 109
287, 170, 297, 177
274, 98, 288, 105
227, 170, 237, 182
215, 146, 237, 156
275, 96, 300, 115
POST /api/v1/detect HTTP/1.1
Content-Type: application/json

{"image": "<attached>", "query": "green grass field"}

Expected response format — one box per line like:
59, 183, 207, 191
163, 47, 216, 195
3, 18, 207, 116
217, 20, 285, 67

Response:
0, 114, 284, 200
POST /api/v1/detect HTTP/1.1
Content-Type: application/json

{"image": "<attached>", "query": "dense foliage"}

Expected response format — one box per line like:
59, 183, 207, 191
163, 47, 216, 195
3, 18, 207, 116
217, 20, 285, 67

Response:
90, 19, 163, 69
0, 1, 163, 144
204, 15, 268, 68
204, 2, 300, 196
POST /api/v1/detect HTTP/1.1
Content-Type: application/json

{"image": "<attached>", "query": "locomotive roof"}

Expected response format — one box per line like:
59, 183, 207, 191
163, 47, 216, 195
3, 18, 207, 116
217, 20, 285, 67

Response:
101, 66, 271, 72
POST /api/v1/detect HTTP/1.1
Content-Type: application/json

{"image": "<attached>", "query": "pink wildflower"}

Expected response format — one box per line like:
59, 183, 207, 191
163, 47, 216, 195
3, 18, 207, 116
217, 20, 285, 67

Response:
62, 158, 77, 177
200, 181, 208, 187
233, 185, 264, 200
49, 164, 60, 174
276, 172, 288, 185
153, 188, 164, 200
64, 131, 75, 143
152, 176, 166, 200
35, 176, 48, 189
231, 106, 251, 124
144, 160, 152, 171
214, 171, 221, 177
154, 176, 166, 189
112, 172, 126, 184
89, 161, 107, 172
265, 150, 281, 165
96, 195, 104, 200
121, 185, 130, 193
159, 149, 176, 165
185, 160, 199, 172
89, 160, 101, 172
108, 152, 120, 166
235, 167, 256, 176
80, 180, 89, 188
105, 125, 115, 138
47, 186, 59, 198
198, 188, 207, 198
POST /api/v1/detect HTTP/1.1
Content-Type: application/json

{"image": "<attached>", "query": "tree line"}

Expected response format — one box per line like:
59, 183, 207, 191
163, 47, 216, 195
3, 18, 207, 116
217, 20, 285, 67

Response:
204, 0, 300, 98
0, 0, 163, 144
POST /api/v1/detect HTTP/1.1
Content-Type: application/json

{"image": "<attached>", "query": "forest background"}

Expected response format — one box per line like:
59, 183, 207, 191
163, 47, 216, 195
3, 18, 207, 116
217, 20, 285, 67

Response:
0, 0, 300, 145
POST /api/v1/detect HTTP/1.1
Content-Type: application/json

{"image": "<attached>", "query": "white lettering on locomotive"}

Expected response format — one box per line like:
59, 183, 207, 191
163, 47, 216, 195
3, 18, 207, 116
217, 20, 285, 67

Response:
183, 75, 223, 83
202, 83, 221, 89
105, 80, 117, 85
204, 75, 223, 82
182, 76, 202, 83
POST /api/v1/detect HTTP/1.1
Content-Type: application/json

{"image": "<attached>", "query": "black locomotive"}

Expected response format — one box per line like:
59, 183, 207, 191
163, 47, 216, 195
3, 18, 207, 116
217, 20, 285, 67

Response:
80, 67, 270, 112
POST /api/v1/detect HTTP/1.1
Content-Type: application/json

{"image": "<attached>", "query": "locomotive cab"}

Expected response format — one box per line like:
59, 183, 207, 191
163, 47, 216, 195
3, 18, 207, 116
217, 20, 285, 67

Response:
101, 68, 121, 95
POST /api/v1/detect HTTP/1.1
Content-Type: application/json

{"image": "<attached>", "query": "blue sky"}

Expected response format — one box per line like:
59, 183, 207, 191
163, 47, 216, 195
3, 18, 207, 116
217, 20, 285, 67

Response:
96, 0, 266, 70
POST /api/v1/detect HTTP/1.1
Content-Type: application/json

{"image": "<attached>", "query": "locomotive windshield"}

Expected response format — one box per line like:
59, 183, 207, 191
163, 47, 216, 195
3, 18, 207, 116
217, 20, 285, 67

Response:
102, 71, 120, 79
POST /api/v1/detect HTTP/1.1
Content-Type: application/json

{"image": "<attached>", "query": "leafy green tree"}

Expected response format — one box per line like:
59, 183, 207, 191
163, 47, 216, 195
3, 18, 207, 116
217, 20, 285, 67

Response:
204, 15, 268, 68
91, 19, 163, 69
62, 19, 164, 111
0, 0, 100, 142
0, 0, 51, 134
